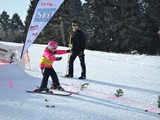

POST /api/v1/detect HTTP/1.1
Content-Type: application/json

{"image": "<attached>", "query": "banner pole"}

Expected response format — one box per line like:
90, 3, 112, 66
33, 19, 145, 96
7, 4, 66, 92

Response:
20, 42, 25, 59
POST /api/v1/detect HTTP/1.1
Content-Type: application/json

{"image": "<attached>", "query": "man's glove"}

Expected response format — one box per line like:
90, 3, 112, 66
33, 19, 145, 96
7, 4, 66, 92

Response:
67, 50, 72, 53
56, 57, 62, 61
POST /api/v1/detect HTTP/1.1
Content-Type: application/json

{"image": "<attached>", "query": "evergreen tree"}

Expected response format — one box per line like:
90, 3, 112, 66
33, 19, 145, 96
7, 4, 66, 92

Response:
86, 0, 150, 53
22, 0, 160, 55
83, 0, 160, 54
10, 13, 25, 42
142, 0, 160, 54
0, 11, 10, 41
143, 0, 160, 27
83, 0, 117, 51
82, 0, 96, 50
109, 0, 149, 53
11, 13, 24, 34
90, 0, 113, 51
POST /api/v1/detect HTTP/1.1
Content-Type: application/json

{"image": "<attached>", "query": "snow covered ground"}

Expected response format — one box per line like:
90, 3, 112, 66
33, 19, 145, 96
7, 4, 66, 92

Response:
0, 42, 160, 120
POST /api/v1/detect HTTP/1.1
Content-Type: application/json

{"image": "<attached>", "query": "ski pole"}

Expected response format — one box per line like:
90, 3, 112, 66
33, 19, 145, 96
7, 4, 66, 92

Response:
65, 34, 72, 75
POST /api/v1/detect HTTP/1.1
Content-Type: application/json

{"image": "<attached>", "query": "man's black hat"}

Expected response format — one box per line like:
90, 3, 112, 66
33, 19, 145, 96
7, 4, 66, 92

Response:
72, 21, 78, 26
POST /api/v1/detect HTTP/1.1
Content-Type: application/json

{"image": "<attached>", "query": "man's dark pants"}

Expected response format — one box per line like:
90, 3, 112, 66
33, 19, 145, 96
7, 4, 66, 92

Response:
68, 53, 86, 77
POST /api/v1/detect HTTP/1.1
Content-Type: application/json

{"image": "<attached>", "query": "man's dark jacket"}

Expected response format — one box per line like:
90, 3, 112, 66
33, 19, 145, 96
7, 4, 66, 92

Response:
71, 29, 86, 55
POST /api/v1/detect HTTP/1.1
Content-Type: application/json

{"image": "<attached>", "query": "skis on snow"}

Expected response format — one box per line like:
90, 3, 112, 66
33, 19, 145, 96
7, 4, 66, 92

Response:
26, 90, 72, 96
26, 89, 79, 96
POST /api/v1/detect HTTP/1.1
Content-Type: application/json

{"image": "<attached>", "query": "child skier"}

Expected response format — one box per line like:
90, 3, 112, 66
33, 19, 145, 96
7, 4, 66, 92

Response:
34, 40, 70, 92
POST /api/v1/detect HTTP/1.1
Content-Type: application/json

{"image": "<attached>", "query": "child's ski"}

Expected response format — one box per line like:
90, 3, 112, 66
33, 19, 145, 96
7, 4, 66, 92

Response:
63, 90, 79, 94
50, 89, 79, 95
26, 90, 72, 96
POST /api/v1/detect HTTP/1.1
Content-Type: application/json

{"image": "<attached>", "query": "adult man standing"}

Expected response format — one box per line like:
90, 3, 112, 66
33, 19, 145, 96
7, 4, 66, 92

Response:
65, 21, 86, 79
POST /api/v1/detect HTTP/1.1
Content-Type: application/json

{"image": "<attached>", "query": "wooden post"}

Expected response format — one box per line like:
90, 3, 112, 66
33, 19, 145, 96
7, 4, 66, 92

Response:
59, 17, 65, 46
158, 30, 160, 40
158, 30, 160, 55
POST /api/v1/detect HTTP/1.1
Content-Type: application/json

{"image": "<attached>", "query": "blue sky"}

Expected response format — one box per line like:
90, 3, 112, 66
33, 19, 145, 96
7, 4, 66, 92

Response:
0, 0, 85, 24
0, 0, 30, 23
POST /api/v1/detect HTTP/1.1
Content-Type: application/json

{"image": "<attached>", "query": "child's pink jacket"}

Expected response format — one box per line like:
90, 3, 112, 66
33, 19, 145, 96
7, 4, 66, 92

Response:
39, 47, 67, 68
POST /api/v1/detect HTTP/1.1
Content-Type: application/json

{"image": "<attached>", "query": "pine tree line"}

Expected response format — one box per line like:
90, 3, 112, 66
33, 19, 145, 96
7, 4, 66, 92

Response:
0, 0, 160, 55
0, 11, 25, 43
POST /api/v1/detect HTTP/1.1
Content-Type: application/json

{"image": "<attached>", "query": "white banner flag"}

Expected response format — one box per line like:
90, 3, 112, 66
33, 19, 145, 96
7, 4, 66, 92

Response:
21, 0, 64, 58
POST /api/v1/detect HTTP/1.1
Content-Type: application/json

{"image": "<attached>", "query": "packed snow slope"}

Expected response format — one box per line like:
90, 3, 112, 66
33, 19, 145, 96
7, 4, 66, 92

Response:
0, 42, 160, 120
